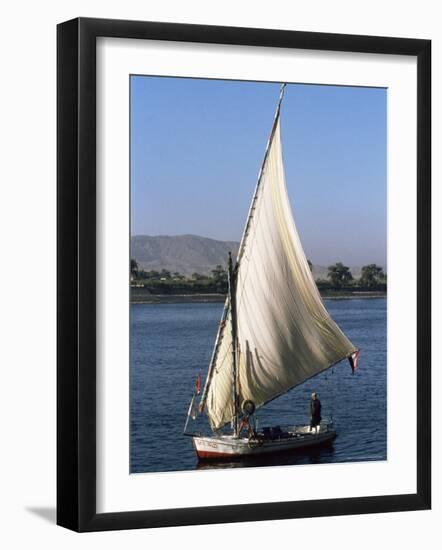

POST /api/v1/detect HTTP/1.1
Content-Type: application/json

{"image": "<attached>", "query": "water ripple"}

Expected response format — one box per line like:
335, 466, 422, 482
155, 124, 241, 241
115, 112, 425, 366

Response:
130, 299, 386, 473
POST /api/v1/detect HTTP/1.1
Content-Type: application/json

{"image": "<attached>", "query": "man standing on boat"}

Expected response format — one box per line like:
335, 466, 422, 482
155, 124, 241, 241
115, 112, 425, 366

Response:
310, 393, 322, 433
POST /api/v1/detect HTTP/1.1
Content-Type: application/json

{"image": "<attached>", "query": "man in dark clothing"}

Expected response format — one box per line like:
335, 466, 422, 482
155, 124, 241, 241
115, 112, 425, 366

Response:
310, 392, 322, 433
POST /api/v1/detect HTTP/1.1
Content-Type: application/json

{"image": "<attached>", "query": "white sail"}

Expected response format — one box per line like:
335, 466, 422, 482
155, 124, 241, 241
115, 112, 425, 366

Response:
202, 112, 357, 431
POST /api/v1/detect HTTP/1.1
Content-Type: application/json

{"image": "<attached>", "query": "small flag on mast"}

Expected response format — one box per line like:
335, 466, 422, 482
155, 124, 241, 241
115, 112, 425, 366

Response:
349, 350, 360, 374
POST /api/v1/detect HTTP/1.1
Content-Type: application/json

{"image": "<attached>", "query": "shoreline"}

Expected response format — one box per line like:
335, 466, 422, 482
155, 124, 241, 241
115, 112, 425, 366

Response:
130, 291, 386, 304
131, 293, 226, 304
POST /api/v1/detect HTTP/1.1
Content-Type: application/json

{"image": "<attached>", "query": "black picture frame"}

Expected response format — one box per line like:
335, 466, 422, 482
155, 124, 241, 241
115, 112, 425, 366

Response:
57, 17, 431, 532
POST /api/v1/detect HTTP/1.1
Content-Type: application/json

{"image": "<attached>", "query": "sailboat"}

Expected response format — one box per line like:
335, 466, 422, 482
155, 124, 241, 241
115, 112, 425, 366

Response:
185, 84, 359, 460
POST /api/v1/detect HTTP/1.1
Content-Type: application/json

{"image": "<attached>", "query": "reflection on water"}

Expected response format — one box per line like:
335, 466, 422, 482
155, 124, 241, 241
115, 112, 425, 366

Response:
130, 298, 387, 473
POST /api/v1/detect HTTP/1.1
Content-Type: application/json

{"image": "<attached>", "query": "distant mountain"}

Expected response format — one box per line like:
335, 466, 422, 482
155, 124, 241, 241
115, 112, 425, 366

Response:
131, 234, 240, 276
131, 234, 368, 278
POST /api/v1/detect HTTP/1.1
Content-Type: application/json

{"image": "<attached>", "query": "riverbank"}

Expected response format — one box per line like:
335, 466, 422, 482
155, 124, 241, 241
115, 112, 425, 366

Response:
130, 287, 386, 304
131, 291, 225, 304
319, 290, 386, 299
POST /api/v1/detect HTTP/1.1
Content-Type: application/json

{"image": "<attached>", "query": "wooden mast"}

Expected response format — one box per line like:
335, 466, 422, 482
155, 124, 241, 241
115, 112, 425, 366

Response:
227, 251, 239, 437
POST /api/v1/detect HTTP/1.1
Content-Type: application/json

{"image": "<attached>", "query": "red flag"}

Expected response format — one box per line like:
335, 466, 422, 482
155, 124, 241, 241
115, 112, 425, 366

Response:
195, 372, 201, 394
349, 350, 360, 374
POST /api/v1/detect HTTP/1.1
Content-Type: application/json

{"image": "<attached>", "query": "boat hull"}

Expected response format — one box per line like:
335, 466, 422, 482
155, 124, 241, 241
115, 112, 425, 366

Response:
193, 425, 336, 460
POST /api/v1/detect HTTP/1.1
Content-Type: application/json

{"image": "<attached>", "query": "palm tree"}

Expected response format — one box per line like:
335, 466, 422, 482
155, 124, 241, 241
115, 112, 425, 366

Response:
211, 264, 227, 284
360, 264, 385, 288
327, 262, 353, 288
211, 264, 228, 292
130, 258, 138, 279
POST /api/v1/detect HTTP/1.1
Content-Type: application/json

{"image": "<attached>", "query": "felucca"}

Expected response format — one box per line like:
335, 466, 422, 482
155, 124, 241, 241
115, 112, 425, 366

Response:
184, 84, 359, 460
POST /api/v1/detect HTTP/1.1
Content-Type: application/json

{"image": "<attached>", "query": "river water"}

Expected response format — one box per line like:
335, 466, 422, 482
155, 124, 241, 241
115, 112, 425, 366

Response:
130, 298, 386, 473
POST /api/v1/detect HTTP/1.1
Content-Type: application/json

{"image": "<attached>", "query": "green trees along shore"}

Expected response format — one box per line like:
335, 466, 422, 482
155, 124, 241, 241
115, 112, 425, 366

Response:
130, 259, 387, 297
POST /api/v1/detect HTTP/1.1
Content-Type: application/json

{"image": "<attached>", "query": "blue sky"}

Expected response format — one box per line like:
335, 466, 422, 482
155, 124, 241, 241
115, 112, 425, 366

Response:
131, 76, 386, 268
